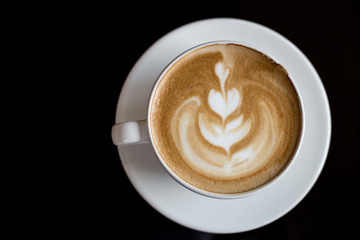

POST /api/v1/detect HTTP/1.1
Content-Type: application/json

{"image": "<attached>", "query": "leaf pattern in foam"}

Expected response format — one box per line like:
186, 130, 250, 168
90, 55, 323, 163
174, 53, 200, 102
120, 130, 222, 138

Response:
199, 61, 251, 154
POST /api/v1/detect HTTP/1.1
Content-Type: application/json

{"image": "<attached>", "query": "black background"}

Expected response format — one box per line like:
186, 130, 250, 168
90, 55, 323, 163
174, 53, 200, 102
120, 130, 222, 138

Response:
38, 0, 359, 239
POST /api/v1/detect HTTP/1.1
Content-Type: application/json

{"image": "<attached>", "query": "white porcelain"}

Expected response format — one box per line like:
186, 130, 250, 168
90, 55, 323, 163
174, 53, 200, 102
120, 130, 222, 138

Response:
112, 40, 305, 199
114, 18, 331, 233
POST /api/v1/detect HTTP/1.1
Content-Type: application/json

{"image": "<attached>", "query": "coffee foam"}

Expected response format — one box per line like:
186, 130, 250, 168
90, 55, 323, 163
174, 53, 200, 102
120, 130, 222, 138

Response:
150, 44, 302, 194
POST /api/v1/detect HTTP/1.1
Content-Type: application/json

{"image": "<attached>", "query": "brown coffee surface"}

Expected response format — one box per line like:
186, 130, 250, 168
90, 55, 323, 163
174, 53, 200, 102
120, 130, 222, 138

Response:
150, 43, 302, 194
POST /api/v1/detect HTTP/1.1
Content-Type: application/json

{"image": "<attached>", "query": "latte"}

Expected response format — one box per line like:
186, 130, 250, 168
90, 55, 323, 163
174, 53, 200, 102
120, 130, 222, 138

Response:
150, 43, 302, 194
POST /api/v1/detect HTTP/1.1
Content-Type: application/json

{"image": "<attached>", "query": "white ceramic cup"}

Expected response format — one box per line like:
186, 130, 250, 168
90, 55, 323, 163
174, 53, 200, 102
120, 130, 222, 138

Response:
112, 40, 305, 199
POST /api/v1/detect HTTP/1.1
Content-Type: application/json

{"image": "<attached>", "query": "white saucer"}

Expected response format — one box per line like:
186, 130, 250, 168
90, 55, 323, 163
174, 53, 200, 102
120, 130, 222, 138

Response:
115, 18, 331, 233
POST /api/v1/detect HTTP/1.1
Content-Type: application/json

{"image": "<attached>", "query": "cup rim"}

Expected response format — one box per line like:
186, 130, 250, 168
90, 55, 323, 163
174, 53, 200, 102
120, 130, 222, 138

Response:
147, 40, 305, 199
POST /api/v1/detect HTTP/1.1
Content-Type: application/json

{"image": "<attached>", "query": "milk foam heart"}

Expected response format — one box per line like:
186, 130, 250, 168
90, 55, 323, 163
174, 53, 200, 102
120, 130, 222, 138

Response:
150, 43, 302, 194
208, 88, 240, 121
208, 62, 240, 121
200, 62, 250, 153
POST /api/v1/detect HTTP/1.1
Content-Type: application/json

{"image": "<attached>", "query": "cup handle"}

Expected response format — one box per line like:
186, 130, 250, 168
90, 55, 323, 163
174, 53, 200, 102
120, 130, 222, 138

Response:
111, 120, 149, 145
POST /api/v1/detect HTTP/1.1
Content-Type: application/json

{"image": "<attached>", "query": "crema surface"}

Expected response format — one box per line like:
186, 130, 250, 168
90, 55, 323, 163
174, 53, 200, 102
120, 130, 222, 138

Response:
150, 44, 302, 194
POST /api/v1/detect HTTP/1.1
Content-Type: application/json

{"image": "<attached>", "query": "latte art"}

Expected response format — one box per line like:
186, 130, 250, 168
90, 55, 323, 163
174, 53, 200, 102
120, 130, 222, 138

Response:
150, 44, 302, 194
174, 61, 279, 178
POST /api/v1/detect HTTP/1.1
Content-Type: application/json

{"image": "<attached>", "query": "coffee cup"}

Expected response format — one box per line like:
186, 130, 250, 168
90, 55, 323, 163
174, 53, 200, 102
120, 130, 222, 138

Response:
112, 41, 304, 199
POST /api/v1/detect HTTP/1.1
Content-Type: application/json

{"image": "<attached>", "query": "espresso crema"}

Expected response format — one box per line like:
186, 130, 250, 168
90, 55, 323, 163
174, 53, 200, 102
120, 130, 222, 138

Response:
150, 43, 302, 194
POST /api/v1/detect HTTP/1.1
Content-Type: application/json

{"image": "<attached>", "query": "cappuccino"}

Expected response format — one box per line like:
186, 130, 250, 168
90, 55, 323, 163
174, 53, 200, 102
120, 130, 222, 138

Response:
150, 43, 302, 194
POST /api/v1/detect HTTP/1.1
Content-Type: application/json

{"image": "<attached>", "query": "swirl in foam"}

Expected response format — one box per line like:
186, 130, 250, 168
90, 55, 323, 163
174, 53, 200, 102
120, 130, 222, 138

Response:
150, 44, 302, 194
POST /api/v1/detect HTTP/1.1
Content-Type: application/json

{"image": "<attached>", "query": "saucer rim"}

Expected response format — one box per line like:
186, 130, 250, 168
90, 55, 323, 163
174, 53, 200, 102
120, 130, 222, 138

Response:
115, 18, 331, 233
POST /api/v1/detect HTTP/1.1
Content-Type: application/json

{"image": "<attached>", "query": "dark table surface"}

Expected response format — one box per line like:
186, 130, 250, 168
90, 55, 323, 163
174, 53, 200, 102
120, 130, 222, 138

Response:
50, 0, 359, 239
